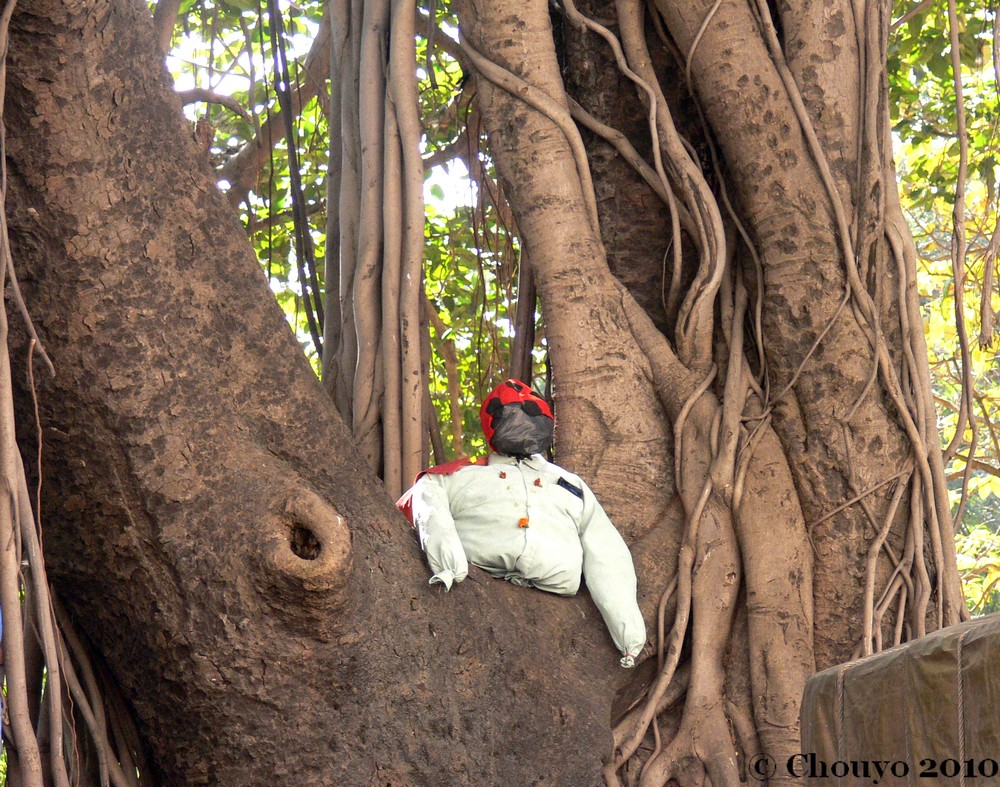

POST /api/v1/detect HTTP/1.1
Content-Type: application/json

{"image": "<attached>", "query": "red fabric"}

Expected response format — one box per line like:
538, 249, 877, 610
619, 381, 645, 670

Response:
479, 379, 553, 450
395, 456, 487, 526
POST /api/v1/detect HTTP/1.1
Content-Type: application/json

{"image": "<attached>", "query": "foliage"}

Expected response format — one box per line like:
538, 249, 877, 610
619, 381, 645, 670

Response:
418, 27, 538, 460
161, 0, 543, 453
159, 0, 999, 603
890, 0, 1000, 611
424, 198, 514, 459
163, 0, 328, 369
956, 523, 1000, 613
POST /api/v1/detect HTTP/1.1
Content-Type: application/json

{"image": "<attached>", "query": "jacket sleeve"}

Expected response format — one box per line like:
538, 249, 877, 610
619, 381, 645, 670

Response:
410, 473, 469, 591
578, 483, 647, 657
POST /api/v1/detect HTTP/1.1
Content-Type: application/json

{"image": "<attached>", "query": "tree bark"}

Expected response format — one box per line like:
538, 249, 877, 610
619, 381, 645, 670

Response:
454, 0, 962, 780
653, 0, 963, 660
5, 0, 647, 783
2, 0, 967, 781
455, 0, 676, 546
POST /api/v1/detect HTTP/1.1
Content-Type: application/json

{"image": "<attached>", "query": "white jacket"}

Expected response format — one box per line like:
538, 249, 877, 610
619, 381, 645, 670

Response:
410, 453, 647, 657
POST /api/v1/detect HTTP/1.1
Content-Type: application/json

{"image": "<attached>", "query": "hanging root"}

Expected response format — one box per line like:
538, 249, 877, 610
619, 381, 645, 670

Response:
605, 481, 742, 787
456, 0, 966, 782
637, 497, 741, 787
450, 28, 812, 782
734, 406, 816, 783
0, 10, 145, 780
604, 277, 817, 784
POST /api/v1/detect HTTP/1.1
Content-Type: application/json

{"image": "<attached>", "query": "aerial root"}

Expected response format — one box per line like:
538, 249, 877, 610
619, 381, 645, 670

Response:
639, 699, 737, 787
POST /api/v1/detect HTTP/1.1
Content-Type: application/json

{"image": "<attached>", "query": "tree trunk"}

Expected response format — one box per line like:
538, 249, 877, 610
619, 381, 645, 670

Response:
5, 0, 645, 783
455, 0, 964, 781
2, 0, 967, 781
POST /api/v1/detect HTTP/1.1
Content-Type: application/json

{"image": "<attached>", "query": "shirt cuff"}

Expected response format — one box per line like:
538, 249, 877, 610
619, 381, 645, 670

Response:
430, 569, 457, 591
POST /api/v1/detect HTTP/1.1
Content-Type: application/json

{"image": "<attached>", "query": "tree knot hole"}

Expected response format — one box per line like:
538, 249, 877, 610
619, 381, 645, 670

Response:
265, 488, 352, 596
290, 524, 321, 560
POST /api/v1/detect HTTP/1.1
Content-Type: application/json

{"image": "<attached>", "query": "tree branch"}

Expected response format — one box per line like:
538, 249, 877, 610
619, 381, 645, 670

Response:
219, 14, 331, 207
890, 0, 934, 31
457, 35, 601, 235
177, 88, 254, 125
152, 0, 183, 55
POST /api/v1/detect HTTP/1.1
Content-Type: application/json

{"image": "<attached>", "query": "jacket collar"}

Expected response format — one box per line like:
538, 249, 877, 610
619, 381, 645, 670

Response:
487, 452, 547, 470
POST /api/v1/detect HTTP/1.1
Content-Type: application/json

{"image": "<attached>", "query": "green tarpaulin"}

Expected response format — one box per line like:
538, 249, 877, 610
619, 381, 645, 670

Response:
799, 614, 1000, 785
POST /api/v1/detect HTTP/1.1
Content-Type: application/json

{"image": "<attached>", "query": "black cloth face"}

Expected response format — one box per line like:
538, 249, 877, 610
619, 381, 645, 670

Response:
490, 402, 554, 458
